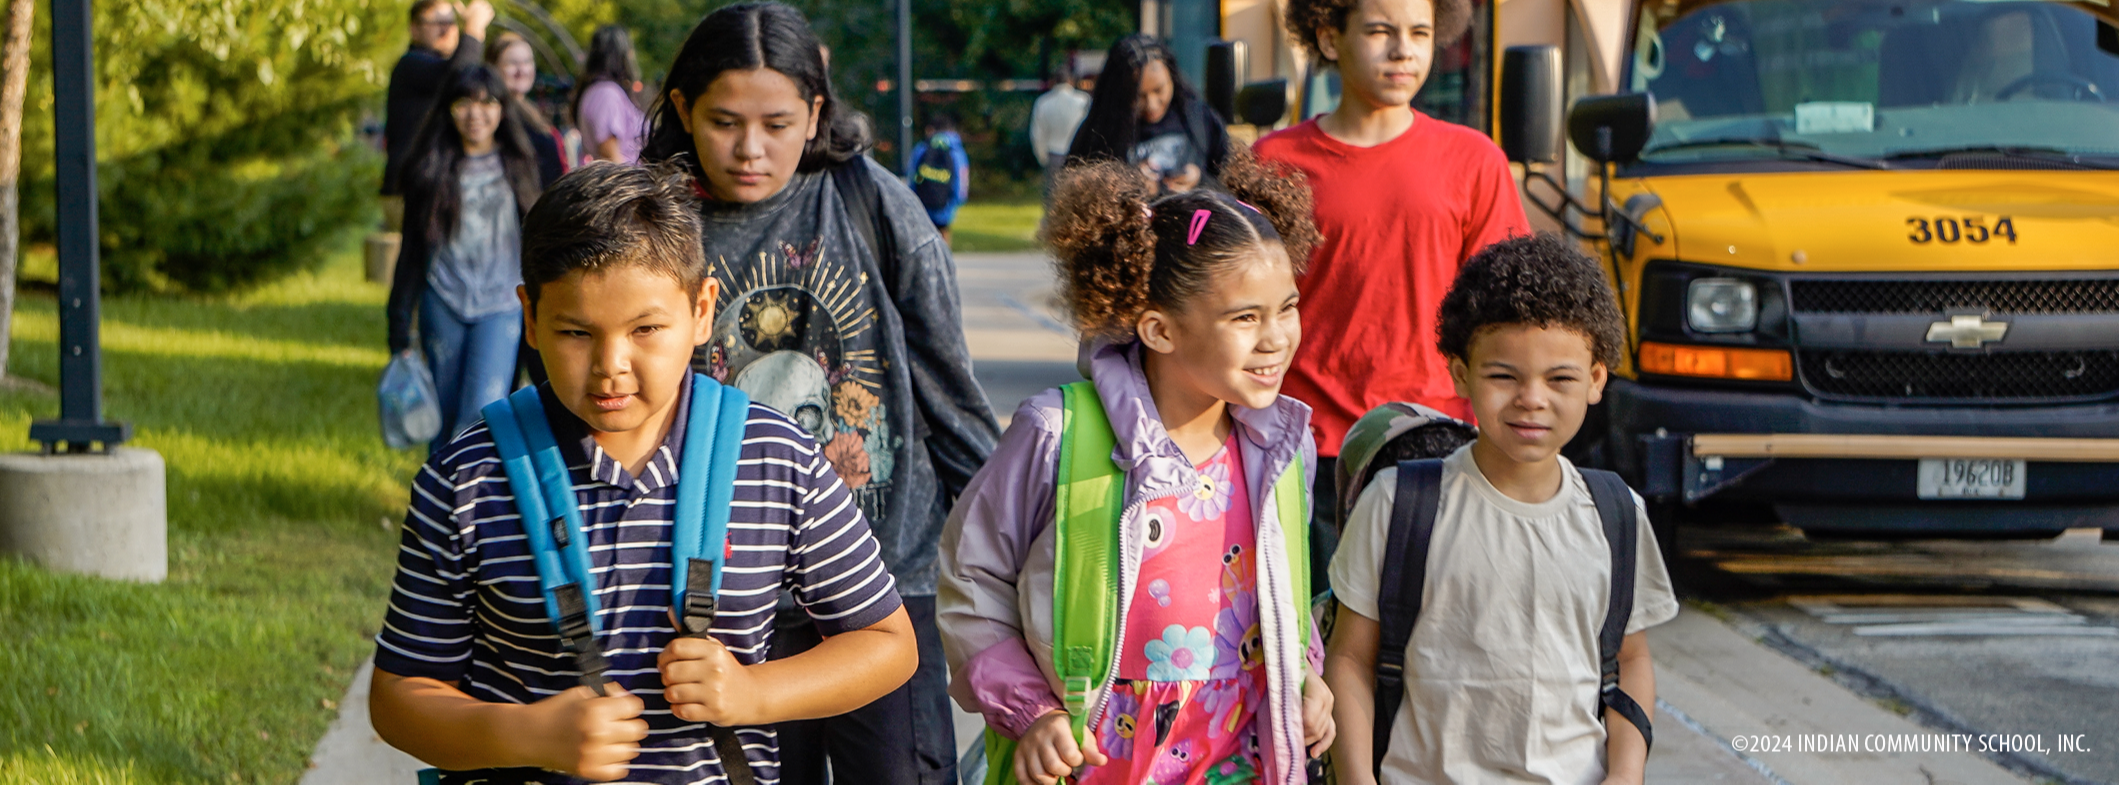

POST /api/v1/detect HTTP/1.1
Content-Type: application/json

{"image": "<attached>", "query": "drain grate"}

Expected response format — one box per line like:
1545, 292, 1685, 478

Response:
1788, 595, 2117, 637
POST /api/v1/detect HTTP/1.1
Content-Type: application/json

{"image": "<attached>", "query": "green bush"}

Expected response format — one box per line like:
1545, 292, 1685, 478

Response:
19, 0, 399, 293
95, 132, 381, 293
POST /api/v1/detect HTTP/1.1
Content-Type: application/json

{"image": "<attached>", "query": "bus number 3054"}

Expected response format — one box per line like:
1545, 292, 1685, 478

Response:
1907, 216, 2019, 245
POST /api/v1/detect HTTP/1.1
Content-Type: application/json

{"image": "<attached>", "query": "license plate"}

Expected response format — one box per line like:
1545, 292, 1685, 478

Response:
1917, 458, 2026, 500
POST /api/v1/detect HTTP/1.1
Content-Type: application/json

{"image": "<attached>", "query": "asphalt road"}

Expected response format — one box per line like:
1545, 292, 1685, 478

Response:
1672, 522, 2119, 784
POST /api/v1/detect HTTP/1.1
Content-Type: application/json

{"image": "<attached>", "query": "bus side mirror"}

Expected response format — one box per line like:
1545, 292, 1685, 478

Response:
1205, 40, 1248, 122
1568, 93, 1657, 164
1499, 45, 1563, 164
1235, 79, 1289, 127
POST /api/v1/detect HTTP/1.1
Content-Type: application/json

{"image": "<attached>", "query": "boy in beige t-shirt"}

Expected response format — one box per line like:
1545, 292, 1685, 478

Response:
1324, 234, 1679, 785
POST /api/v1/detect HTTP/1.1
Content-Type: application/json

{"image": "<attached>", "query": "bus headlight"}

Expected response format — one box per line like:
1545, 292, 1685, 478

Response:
1687, 278, 1758, 333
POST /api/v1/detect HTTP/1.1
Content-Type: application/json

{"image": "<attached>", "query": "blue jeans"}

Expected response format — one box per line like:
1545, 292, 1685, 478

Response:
420, 290, 523, 448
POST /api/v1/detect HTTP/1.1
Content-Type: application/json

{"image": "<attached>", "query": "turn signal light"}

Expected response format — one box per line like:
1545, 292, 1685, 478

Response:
1638, 342, 1793, 381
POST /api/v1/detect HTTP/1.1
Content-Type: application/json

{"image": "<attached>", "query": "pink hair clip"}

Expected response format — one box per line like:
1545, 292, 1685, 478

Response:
1187, 209, 1212, 245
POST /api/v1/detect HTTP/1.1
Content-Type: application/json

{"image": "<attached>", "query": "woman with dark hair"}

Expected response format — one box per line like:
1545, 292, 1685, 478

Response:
639, 4, 998, 784
386, 64, 562, 448
484, 29, 568, 177
1066, 33, 1230, 194
573, 24, 645, 163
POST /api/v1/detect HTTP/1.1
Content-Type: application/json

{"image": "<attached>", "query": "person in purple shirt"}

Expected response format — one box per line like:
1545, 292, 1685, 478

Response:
573, 25, 647, 164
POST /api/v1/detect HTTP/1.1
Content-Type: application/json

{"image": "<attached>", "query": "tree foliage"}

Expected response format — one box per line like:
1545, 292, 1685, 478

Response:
13, 0, 1132, 294
20, 0, 398, 292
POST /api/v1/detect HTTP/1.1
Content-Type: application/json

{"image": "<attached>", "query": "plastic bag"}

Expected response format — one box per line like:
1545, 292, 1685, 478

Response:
379, 349, 444, 450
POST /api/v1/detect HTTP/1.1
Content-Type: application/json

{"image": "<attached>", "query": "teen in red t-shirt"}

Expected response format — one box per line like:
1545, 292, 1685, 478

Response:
1256, 0, 1528, 462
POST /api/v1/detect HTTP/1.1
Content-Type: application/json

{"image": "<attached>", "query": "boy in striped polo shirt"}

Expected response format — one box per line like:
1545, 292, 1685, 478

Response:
370, 162, 916, 785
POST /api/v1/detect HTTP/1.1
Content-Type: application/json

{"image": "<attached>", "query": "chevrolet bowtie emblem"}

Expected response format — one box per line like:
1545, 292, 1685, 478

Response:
1926, 314, 2008, 349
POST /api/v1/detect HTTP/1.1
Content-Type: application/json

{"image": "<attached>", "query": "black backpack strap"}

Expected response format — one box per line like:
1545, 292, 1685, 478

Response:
828, 158, 903, 300
1372, 458, 1444, 779
1582, 468, 1653, 753
828, 158, 937, 446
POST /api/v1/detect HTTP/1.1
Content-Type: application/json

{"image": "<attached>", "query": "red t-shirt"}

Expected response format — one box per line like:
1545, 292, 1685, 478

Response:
1253, 113, 1529, 456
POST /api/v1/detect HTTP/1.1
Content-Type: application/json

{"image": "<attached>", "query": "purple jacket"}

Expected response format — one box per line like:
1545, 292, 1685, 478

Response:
937, 340, 1323, 785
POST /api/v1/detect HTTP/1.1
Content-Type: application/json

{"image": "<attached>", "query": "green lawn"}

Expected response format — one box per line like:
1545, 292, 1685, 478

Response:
948, 200, 1044, 254
0, 235, 421, 783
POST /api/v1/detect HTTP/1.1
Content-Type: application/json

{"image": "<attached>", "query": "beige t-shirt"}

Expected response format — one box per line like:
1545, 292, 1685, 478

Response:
1328, 446, 1679, 785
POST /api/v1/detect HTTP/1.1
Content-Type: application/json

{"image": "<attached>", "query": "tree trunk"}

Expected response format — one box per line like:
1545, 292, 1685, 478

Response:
0, 0, 33, 380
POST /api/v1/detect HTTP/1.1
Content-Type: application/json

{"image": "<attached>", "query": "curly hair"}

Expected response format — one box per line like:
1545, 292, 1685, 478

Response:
1043, 146, 1320, 340
1286, 0, 1474, 61
1436, 233, 1625, 368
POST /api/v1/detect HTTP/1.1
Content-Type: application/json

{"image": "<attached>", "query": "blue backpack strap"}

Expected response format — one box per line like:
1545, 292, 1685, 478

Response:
667, 375, 761, 785
671, 374, 753, 637
483, 387, 611, 694
481, 395, 567, 627
1372, 458, 1444, 779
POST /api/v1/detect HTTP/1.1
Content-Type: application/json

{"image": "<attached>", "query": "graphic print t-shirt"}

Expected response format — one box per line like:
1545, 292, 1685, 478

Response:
690, 157, 992, 595
427, 152, 521, 320
1132, 111, 1202, 177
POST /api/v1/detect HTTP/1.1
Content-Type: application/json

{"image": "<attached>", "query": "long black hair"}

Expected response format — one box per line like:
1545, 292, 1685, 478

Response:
639, 2, 870, 174
402, 64, 544, 247
1066, 34, 1207, 166
569, 25, 641, 128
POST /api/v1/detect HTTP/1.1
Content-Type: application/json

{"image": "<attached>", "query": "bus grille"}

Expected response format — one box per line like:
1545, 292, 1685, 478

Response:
1789, 279, 2119, 315
1797, 350, 2119, 402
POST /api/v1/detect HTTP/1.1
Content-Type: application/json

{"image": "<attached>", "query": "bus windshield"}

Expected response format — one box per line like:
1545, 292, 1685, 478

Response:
1630, 0, 2119, 167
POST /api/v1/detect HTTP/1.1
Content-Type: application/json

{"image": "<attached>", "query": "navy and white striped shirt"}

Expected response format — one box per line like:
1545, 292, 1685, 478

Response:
375, 384, 902, 785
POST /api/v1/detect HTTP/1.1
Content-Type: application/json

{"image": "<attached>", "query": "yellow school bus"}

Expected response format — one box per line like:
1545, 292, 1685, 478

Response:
1185, 0, 2119, 541
1498, 0, 2119, 540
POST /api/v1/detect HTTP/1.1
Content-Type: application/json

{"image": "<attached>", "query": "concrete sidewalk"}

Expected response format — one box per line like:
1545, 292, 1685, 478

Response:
300, 660, 424, 785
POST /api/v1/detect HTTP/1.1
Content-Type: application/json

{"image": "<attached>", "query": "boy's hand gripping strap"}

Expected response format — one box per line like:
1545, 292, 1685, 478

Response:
1054, 381, 1123, 741
483, 388, 610, 695
1584, 469, 1654, 752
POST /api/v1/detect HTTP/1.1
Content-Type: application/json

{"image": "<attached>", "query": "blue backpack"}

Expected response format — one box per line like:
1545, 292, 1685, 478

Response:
910, 136, 957, 212
415, 375, 757, 785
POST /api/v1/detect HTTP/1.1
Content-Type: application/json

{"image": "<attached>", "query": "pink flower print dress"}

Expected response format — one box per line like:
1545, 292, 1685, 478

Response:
1080, 434, 1265, 785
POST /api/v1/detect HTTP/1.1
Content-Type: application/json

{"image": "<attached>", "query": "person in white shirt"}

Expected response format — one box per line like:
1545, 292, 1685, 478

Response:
1031, 63, 1096, 172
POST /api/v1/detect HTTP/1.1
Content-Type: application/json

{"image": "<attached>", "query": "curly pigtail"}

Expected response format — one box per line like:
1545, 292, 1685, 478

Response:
1043, 160, 1161, 340
1217, 145, 1320, 273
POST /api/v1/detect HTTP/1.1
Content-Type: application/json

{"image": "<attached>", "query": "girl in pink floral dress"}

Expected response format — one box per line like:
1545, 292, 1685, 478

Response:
937, 150, 1336, 785
1080, 433, 1270, 785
